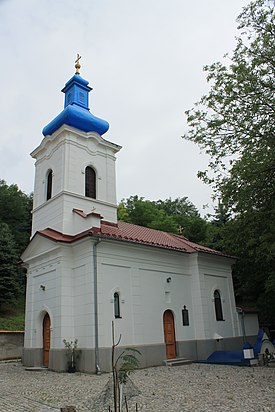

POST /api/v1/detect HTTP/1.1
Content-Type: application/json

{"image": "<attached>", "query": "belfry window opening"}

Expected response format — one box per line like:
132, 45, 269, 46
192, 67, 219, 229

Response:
85, 166, 96, 198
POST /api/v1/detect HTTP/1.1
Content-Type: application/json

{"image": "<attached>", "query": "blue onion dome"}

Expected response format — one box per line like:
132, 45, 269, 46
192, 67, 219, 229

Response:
42, 71, 109, 137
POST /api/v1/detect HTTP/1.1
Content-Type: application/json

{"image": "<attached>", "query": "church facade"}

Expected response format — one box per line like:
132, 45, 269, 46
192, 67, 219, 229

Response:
22, 61, 246, 372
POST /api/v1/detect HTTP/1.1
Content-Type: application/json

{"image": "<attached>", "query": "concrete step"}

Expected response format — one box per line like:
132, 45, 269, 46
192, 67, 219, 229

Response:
163, 357, 192, 367
25, 366, 48, 371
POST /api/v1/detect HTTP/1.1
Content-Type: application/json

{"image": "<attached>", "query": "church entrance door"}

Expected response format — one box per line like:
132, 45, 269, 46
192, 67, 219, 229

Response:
163, 310, 176, 359
43, 313, 51, 367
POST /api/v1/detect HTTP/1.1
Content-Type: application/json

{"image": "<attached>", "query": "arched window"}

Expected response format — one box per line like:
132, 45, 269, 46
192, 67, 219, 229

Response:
46, 169, 53, 201
85, 166, 96, 198
214, 290, 224, 321
114, 292, 121, 319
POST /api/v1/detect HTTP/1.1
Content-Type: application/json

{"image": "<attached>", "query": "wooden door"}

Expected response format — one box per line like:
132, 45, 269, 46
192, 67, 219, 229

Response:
163, 310, 176, 359
43, 313, 51, 367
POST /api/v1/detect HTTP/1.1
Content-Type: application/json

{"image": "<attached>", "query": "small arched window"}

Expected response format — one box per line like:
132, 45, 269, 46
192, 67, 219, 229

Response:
46, 169, 53, 201
214, 290, 224, 321
114, 292, 121, 319
85, 166, 96, 198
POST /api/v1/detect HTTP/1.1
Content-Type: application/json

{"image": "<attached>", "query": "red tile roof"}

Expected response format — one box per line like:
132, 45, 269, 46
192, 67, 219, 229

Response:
38, 220, 232, 258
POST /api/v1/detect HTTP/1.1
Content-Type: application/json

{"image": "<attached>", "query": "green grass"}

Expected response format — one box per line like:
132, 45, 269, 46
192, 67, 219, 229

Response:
0, 296, 25, 331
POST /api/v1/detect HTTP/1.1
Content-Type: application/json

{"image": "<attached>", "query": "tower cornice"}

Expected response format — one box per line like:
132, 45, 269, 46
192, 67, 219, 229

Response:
31, 125, 121, 159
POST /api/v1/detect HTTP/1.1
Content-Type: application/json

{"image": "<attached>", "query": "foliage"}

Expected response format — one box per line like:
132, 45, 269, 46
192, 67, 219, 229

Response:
116, 348, 141, 385
118, 195, 208, 243
0, 296, 25, 330
0, 312, 25, 331
203, 202, 232, 251
216, 211, 275, 324
0, 180, 32, 306
184, 0, 275, 323
0, 222, 20, 309
0, 180, 32, 254
184, 0, 275, 213
63, 339, 80, 372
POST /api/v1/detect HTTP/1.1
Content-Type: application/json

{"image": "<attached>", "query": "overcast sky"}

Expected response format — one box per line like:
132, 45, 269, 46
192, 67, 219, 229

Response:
0, 0, 248, 216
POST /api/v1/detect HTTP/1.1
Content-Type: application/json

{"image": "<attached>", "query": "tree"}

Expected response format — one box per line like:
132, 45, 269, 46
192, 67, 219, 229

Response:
203, 202, 232, 251
215, 212, 275, 324
0, 180, 33, 297
118, 196, 208, 243
184, 0, 275, 322
118, 196, 178, 233
118, 196, 159, 227
0, 222, 19, 309
155, 197, 208, 242
0, 180, 32, 254
185, 0, 274, 212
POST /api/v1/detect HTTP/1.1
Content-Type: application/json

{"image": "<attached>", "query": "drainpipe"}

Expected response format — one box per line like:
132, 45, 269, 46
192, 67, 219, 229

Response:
236, 307, 246, 343
93, 238, 101, 375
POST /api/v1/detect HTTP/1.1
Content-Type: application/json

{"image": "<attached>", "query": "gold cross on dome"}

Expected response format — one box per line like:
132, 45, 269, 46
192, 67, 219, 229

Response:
75, 53, 82, 74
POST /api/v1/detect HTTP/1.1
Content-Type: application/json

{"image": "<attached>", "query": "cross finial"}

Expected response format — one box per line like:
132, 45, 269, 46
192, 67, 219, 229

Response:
75, 53, 82, 74
178, 226, 184, 235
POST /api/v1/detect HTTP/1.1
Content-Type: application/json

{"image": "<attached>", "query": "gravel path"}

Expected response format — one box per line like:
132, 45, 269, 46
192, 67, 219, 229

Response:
0, 361, 274, 411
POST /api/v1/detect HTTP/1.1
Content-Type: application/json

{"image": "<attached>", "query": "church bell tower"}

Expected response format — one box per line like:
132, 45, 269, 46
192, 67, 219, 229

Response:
31, 56, 121, 236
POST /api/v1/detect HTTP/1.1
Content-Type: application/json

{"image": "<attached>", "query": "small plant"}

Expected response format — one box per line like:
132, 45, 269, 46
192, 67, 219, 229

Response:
263, 348, 275, 367
111, 321, 141, 412
63, 339, 80, 373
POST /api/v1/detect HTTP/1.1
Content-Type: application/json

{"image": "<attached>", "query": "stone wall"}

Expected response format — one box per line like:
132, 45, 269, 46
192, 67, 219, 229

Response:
0, 331, 24, 360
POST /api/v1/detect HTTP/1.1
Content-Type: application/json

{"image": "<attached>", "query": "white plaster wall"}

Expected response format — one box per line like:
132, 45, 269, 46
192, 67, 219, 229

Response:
23, 237, 101, 352
204, 274, 233, 338
99, 262, 134, 347
61, 193, 116, 232
63, 134, 118, 205
96, 242, 196, 348
32, 192, 116, 236
54, 239, 238, 350
137, 267, 194, 344
238, 313, 259, 337
200, 255, 239, 339
24, 236, 240, 354
56, 250, 76, 347
31, 127, 119, 235
32, 194, 64, 236
32, 160, 43, 210
24, 251, 63, 350
32, 143, 64, 209
189, 254, 209, 340
71, 240, 95, 348
23, 237, 61, 350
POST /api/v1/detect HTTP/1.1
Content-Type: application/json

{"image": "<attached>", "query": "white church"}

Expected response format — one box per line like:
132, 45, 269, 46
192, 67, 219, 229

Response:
22, 59, 253, 372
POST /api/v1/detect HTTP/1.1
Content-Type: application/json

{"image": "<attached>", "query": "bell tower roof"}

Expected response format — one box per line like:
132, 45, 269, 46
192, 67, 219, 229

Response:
42, 56, 109, 137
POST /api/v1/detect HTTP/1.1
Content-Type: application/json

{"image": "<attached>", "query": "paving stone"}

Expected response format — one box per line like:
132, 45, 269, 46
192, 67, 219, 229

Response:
0, 361, 274, 411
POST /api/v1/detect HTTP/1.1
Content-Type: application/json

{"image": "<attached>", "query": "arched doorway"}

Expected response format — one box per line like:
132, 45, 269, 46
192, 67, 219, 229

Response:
163, 310, 176, 359
43, 313, 51, 367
